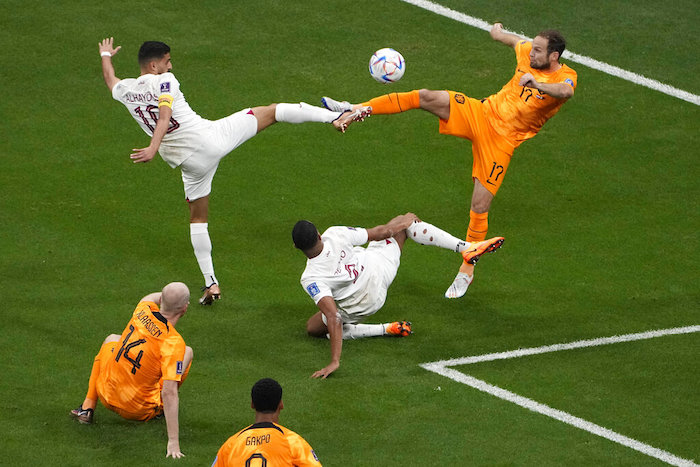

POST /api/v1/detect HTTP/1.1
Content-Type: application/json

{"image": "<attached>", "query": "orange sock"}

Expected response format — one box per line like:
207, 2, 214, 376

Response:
361, 90, 420, 114
460, 210, 489, 271
81, 353, 102, 410
467, 210, 489, 243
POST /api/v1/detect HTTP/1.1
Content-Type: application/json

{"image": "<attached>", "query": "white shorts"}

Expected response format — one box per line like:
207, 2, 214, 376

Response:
180, 109, 258, 201
332, 238, 402, 324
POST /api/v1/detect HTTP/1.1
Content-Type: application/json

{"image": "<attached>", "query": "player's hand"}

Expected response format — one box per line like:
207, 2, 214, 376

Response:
166, 440, 185, 459
490, 23, 504, 38
311, 361, 339, 379
98, 37, 121, 57
130, 146, 157, 163
519, 73, 538, 89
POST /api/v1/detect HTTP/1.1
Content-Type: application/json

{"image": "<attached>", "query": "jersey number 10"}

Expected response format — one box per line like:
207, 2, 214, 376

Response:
134, 105, 180, 134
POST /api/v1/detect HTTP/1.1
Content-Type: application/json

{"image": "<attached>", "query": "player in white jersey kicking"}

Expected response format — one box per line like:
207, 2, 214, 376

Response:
293, 213, 504, 379
98, 37, 368, 305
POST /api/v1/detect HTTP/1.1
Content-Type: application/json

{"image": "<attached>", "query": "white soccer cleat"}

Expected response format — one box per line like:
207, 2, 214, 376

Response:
444, 272, 473, 299
321, 96, 353, 112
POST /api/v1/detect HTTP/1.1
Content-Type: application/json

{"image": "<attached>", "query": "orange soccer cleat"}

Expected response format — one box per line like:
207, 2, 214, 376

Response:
385, 321, 412, 337
461, 237, 505, 265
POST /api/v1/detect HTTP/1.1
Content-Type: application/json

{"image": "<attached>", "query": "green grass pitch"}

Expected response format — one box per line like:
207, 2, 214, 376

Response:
1, 0, 698, 465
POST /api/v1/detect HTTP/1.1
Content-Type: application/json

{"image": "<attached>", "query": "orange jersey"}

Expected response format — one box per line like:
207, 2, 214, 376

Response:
213, 422, 321, 467
483, 40, 577, 145
97, 301, 186, 417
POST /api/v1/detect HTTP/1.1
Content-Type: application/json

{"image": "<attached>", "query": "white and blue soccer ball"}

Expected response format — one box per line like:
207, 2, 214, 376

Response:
369, 48, 405, 84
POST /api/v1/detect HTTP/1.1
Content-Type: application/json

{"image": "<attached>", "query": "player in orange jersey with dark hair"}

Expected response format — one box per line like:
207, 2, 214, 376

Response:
212, 378, 321, 466
324, 24, 576, 299
70, 282, 193, 458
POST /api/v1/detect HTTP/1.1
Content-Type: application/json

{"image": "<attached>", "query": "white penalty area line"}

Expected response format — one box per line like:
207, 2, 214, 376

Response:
399, 0, 700, 106
420, 325, 700, 466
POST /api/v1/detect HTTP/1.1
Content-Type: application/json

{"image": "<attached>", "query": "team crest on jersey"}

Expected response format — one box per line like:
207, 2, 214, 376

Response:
160, 82, 171, 93
564, 78, 574, 88
454, 93, 465, 104
176, 361, 184, 375
306, 282, 320, 298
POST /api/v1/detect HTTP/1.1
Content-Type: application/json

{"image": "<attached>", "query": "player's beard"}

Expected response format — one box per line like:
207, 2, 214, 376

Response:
530, 60, 550, 70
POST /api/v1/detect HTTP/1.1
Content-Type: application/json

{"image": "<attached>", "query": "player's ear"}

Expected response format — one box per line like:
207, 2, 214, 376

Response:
251, 401, 255, 410
278, 400, 284, 411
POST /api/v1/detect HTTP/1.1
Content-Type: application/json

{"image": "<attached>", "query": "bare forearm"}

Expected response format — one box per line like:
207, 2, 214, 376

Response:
490, 23, 520, 48
162, 384, 181, 453
327, 317, 342, 366
150, 109, 172, 151
532, 81, 574, 99
367, 212, 418, 242
101, 57, 120, 90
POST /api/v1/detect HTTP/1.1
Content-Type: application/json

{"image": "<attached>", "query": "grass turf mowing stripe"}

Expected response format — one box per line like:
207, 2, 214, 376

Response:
399, 0, 700, 106
420, 325, 700, 466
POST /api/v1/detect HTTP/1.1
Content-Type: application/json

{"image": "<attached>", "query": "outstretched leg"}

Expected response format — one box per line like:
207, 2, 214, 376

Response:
322, 89, 450, 131
249, 102, 343, 133
306, 312, 411, 339
71, 334, 121, 424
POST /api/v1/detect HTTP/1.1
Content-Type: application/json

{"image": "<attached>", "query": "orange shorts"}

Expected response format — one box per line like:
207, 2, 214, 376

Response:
95, 341, 163, 421
439, 91, 515, 196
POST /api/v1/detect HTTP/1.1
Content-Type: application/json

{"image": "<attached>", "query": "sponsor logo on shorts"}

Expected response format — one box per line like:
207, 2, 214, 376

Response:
312, 450, 319, 461
306, 282, 320, 298
176, 361, 184, 375
347, 227, 356, 231
160, 82, 171, 93
454, 93, 465, 104
564, 78, 574, 88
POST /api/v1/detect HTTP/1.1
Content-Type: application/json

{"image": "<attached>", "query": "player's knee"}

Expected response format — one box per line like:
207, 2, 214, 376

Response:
104, 334, 121, 344
306, 321, 326, 338
184, 346, 193, 363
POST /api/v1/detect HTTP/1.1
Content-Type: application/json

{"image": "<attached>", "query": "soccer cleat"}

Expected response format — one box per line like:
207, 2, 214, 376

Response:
385, 320, 412, 337
332, 106, 372, 133
461, 236, 504, 265
321, 96, 353, 112
70, 405, 94, 424
444, 272, 473, 299
199, 283, 221, 305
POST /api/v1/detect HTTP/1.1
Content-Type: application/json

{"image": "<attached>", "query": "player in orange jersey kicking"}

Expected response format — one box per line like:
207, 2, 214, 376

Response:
324, 24, 576, 299
70, 282, 193, 459
212, 378, 321, 466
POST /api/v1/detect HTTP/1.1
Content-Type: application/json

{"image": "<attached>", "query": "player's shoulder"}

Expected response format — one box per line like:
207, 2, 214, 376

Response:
324, 225, 366, 239
515, 39, 532, 53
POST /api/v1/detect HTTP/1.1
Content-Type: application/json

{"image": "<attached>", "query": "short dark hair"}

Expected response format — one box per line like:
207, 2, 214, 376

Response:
138, 41, 170, 66
537, 30, 566, 59
292, 220, 319, 251
251, 378, 282, 413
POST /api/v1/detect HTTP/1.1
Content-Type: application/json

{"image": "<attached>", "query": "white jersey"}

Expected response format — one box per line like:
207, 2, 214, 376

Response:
112, 72, 208, 167
300, 226, 388, 321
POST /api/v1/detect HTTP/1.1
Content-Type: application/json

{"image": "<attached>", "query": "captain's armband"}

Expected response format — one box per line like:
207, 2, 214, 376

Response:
158, 94, 174, 108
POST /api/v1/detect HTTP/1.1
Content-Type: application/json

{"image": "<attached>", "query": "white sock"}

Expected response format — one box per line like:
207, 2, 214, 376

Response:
341, 323, 386, 340
407, 221, 469, 252
274, 102, 340, 124
190, 223, 218, 286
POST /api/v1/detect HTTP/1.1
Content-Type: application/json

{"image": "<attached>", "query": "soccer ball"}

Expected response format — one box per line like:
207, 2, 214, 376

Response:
369, 48, 405, 84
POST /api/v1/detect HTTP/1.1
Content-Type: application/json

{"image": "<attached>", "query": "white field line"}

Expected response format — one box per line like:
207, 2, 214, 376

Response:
399, 0, 700, 106
420, 325, 700, 466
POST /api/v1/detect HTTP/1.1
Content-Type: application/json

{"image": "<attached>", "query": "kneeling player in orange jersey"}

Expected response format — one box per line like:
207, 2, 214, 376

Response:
212, 378, 321, 466
70, 282, 193, 459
